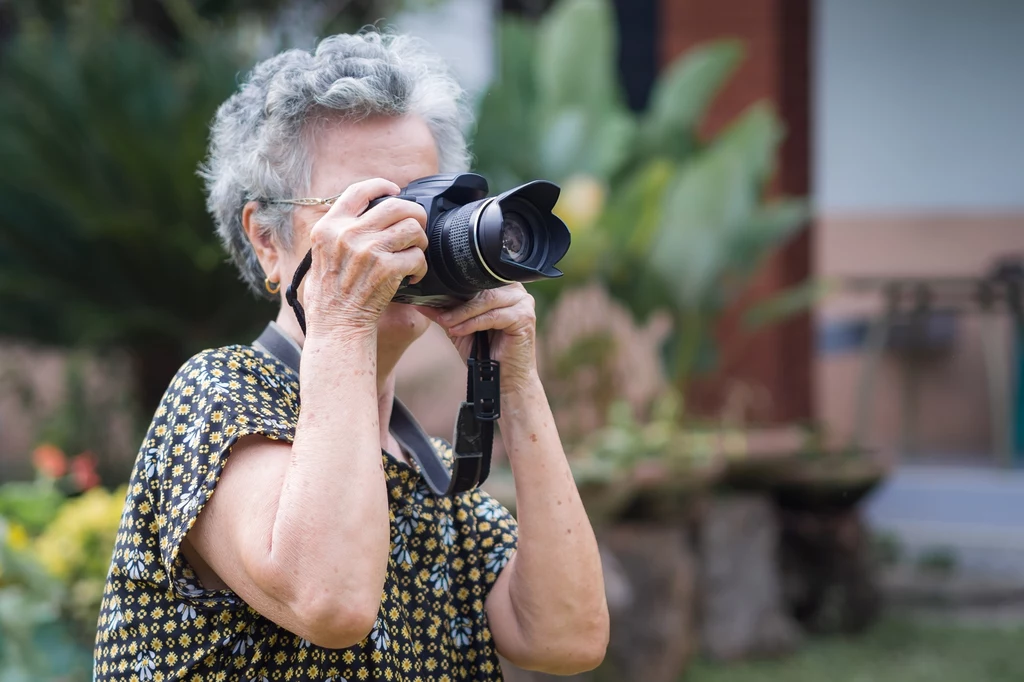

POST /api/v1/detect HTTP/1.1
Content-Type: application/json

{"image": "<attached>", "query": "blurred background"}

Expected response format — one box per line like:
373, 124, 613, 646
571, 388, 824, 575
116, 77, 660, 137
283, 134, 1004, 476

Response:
1, 0, 1022, 680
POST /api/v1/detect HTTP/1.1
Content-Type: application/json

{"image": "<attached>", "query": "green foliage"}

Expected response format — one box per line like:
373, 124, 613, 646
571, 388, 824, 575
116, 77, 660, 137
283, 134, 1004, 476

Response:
0, 518, 76, 682
0, 5, 283, 416
33, 486, 128, 636
916, 547, 958, 576
0, 446, 125, 681
0, 26, 273, 352
638, 40, 742, 161
871, 531, 904, 567
474, 0, 635, 189
575, 391, 719, 472
0, 0, 465, 412
472, 0, 811, 390
743, 279, 838, 332
688, 618, 1024, 682
0, 484, 66, 538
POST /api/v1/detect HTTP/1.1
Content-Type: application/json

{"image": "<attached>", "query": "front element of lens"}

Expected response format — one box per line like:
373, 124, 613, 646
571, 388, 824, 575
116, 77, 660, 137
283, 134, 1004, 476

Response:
500, 213, 533, 263
420, 178, 569, 298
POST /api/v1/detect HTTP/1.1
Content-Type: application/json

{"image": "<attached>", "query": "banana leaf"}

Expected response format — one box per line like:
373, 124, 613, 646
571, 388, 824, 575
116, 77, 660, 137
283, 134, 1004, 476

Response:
534, 0, 618, 115
647, 102, 793, 310
638, 40, 744, 161
471, 18, 541, 191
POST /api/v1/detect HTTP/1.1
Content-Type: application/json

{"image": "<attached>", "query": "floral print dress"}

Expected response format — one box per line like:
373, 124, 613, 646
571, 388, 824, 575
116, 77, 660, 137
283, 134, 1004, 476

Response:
93, 345, 519, 682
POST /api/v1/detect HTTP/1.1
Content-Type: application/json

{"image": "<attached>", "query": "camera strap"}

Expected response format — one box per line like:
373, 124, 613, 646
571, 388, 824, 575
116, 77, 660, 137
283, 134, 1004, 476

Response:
284, 250, 313, 334
255, 256, 496, 497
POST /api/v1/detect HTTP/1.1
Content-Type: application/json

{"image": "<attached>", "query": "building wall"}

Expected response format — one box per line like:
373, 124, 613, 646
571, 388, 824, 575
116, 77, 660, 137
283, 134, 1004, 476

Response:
814, 0, 1024, 459
814, 0, 1024, 211
660, 0, 815, 425
816, 214, 1021, 459
393, 0, 495, 99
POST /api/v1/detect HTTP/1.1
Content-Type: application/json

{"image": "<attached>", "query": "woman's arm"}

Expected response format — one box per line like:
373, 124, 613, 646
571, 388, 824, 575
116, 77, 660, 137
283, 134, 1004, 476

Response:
421, 285, 610, 673
184, 178, 430, 648
485, 376, 610, 674
186, 332, 389, 649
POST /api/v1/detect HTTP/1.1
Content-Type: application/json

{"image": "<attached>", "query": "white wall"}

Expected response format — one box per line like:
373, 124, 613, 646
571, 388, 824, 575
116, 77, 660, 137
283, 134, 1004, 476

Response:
394, 0, 496, 98
814, 0, 1024, 211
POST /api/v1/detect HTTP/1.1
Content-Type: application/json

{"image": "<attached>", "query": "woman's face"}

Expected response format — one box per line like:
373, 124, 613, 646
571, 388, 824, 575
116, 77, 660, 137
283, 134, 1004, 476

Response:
283, 114, 440, 354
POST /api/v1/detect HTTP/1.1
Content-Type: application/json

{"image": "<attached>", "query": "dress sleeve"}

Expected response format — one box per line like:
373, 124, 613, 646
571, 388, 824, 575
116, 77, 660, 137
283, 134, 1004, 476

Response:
151, 347, 298, 607
469, 490, 519, 590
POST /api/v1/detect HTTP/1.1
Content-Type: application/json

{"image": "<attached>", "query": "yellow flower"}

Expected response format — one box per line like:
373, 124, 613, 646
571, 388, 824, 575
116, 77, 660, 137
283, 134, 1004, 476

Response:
33, 485, 128, 581
553, 174, 606, 233
7, 523, 28, 551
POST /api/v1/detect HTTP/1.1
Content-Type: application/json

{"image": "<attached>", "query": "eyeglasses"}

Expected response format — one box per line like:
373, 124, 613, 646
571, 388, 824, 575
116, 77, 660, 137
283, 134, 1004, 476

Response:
260, 192, 344, 207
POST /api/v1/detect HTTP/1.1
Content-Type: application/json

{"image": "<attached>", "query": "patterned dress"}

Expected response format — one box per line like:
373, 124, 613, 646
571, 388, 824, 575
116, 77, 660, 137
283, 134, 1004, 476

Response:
93, 345, 519, 682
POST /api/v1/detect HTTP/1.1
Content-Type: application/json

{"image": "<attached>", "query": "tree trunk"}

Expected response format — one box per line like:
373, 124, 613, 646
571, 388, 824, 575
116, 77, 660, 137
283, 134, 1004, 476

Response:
697, 494, 803, 660
779, 507, 882, 634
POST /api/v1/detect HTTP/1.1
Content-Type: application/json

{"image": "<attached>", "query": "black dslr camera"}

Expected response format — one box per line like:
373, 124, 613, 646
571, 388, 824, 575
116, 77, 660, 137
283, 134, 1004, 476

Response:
368, 173, 571, 307
281, 173, 569, 496
285, 172, 570, 325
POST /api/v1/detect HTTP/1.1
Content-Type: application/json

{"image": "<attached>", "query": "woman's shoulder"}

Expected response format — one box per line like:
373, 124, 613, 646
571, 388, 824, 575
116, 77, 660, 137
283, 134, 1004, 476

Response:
177, 343, 283, 372
177, 343, 294, 377
161, 344, 299, 406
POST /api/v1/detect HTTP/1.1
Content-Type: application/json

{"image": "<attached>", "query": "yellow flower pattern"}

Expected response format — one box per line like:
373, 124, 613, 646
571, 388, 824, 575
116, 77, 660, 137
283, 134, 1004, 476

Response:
94, 346, 518, 681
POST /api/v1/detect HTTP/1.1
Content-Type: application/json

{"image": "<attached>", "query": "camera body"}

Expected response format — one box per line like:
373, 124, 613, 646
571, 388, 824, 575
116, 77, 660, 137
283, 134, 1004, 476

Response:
368, 173, 570, 308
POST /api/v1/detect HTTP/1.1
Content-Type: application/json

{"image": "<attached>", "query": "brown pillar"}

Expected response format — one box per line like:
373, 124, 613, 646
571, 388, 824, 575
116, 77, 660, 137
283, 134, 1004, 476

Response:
661, 0, 815, 424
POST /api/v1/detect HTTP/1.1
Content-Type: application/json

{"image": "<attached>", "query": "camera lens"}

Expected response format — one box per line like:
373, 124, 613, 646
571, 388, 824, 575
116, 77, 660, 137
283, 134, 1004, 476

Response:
500, 213, 532, 263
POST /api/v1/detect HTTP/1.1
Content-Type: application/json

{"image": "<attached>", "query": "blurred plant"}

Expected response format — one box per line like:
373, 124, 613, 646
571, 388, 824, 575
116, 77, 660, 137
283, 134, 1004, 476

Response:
0, 7, 275, 412
0, 0, 459, 416
473, 0, 815, 398
33, 352, 127, 467
6, 0, 441, 47
537, 283, 671, 446
33, 484, 128, 636
0, 346, 139, 483
916, 547, 958, 577
0, 442, 124, 679
871, 531, 904, 568
0, 444, 101, 536
0, 517, 73, 682
575, 392, 720, 475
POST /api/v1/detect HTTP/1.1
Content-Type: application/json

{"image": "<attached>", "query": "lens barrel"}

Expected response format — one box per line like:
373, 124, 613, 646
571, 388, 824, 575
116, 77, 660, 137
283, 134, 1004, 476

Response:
380, 173, 569, 307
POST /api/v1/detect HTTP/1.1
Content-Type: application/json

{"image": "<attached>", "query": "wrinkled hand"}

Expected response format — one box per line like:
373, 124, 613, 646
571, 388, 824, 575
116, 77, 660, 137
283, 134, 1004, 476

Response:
416, 284, 539, 394
303, 178, 428, 338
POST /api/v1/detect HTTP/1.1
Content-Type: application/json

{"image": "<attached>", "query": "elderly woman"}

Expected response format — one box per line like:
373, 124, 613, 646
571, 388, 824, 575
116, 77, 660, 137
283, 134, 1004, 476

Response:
93, 30, 608, 682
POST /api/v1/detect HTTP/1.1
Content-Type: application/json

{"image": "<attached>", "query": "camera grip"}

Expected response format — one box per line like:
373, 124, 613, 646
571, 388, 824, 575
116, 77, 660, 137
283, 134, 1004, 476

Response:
285, 194, 418, 335
365, 192, 416, 212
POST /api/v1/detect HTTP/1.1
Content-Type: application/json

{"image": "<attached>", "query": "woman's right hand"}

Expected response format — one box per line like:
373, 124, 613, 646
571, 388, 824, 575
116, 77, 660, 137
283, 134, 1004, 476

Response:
302, 178, 429, 336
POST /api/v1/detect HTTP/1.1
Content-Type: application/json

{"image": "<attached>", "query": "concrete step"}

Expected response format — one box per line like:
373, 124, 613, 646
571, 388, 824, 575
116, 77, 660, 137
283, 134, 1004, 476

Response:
865, 463, 1024, 576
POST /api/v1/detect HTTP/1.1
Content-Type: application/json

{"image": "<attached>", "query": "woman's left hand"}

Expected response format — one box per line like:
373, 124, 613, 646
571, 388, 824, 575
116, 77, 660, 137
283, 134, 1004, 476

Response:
415, 284, 538, 394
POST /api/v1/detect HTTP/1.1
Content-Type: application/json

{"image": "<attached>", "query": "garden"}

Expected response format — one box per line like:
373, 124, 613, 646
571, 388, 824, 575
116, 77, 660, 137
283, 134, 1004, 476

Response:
1, 0, 1015, 681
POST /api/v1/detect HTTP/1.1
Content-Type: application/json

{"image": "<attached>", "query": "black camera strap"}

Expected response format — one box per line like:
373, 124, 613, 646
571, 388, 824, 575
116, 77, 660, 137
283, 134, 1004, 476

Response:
254, 256, 497, 497
284, 250, 313, 335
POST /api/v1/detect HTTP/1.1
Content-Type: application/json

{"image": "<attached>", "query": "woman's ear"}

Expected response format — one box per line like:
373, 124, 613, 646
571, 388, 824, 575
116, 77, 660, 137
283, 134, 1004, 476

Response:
242, 201, 280, 284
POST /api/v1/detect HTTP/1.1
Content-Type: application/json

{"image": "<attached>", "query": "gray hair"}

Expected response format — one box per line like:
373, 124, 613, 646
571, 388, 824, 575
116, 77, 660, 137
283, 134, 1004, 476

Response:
201, 30, 472, 298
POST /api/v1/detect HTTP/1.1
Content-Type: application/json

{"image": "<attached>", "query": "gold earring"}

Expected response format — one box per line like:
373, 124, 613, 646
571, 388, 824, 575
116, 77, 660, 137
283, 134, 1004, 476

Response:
265, 278, 281, 295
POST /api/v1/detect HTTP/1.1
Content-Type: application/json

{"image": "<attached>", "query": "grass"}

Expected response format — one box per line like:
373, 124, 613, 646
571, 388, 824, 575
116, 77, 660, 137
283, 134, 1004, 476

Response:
685, 618, 1024, 682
